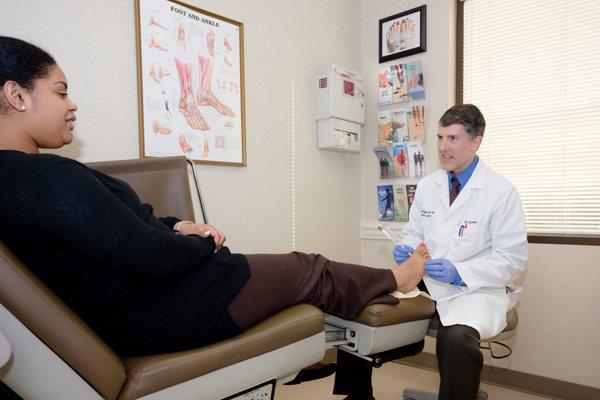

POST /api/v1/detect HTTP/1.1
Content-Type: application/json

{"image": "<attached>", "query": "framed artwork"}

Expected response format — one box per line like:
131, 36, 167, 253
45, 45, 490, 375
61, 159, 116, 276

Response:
135, 0, 246, 166
379, 5, 426, 63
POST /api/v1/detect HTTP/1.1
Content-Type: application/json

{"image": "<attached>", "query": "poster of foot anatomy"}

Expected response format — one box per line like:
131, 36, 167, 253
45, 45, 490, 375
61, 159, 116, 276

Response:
136, 0, 246, 166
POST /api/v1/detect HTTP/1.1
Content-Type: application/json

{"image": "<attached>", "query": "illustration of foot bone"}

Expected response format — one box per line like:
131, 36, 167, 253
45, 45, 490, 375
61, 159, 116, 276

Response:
149, 66, 161, 84
149, 35, 168, 51
197, 54, 235, 117
152, 120, 172, 135
177, 22, 186, 51
148, 16, 166, 29
223, 36, 232, 51
150, 65, 172, 84
174, 57, 210, 131
206, 31, 215, 56
179, 133, 193, 153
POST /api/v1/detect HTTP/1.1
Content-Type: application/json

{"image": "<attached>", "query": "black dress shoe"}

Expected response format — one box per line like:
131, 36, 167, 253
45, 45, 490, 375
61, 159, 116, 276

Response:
283, 363, 337, 385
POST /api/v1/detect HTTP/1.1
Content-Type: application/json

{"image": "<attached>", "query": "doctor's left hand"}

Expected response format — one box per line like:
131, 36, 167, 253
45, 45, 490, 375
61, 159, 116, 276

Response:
424, 258, 463, 285
174, 221, 226, 249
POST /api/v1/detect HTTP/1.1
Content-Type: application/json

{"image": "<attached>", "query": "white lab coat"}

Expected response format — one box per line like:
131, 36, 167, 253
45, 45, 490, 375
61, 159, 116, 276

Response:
401, 160, 528, 339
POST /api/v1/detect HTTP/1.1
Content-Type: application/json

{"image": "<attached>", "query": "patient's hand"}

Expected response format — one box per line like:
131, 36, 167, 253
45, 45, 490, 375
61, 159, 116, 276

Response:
175, 221, 226, 249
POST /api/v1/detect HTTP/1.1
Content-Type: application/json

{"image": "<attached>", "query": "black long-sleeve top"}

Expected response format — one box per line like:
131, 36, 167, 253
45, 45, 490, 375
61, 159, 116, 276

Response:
0, 150, 250, 356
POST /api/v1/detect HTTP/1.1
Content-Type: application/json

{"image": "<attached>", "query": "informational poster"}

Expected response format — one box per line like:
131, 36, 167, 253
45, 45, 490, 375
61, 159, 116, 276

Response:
136, 0, 246, 165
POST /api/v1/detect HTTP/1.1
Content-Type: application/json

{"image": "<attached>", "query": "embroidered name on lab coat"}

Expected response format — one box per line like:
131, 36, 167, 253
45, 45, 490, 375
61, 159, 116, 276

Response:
420, 210, 435, 218
458, 220, 478, 237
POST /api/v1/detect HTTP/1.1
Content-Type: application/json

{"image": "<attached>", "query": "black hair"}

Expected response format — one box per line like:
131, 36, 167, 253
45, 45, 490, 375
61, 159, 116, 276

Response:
0, 36, 56, 91
439, 104, 486, 139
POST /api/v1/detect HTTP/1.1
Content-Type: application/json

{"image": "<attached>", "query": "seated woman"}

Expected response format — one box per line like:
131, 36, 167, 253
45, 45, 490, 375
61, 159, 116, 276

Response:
0, 36, 428, 357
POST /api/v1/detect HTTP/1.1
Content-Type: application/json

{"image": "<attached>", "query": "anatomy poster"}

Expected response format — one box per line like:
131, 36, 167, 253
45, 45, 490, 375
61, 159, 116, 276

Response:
136, 0, 246, 165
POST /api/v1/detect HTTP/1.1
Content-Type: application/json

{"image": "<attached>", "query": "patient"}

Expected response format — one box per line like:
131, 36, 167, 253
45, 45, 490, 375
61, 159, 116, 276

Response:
0, 36, 427, 357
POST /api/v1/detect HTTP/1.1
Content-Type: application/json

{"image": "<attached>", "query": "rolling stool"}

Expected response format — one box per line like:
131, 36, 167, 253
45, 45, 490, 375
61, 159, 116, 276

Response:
403, 308, 518, 400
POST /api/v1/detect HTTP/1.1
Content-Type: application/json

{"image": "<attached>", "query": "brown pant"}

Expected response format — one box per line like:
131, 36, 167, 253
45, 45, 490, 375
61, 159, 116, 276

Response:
227, 252, 398, 329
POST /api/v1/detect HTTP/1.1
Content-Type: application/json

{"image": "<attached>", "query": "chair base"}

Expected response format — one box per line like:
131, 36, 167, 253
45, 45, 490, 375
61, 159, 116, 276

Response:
403, 388, 489, 400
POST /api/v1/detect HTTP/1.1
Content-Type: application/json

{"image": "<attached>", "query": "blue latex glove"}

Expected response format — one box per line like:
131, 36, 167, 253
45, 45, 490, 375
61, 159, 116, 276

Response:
393, 245, 415, 264
424, 258, 464, 285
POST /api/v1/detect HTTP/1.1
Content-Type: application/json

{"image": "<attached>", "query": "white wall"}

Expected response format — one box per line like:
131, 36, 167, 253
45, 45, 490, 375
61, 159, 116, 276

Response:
359, 0, 600, 389
0, 0, 362, 261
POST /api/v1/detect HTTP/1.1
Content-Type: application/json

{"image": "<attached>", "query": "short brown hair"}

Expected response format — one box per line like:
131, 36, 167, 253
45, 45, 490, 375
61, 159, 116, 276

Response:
439, 104, 485, 139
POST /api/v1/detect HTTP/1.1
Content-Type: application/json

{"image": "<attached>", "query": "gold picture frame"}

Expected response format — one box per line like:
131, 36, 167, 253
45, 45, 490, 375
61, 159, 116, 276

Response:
135, 0, 246, 166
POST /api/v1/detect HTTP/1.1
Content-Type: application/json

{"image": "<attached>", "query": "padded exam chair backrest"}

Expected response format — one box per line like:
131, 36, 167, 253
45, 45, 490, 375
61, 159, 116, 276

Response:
88, 156, 196, 222
0, 156, 199, 399
0, 241, 127, 399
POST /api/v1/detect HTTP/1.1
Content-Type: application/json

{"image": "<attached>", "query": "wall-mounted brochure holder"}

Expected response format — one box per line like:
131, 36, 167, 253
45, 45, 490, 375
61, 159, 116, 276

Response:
315, 65, 365, 153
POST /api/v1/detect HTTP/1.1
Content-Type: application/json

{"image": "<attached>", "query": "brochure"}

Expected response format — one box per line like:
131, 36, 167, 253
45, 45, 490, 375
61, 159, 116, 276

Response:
377, 185, 395, 221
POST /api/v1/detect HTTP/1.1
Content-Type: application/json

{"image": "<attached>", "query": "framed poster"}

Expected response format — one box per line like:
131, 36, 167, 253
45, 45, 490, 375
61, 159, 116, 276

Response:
379, 5, 426, 63
135, 0, 246, 166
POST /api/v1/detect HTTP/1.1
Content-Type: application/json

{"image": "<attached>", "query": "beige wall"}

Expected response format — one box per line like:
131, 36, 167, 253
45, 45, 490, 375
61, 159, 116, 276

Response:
359, 0, 600, 389
0, 0, 362, 261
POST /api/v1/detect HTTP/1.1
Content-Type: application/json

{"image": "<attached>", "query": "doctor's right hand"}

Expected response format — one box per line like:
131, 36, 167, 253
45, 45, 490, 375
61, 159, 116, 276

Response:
393, 245, 414, 264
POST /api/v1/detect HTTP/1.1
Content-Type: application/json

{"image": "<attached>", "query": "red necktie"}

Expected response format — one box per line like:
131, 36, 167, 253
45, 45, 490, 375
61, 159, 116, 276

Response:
449, 176, 460, 205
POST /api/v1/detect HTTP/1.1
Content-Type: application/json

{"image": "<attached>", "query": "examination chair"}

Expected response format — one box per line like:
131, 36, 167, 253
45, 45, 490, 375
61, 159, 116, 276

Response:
0, 156, 436, 399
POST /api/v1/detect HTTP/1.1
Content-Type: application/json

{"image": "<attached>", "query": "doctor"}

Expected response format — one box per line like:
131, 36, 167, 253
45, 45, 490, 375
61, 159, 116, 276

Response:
394, 104, 528, 400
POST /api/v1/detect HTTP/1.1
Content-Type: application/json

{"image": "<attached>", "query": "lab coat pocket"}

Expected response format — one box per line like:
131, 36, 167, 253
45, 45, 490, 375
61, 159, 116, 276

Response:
453, 224, 484, 259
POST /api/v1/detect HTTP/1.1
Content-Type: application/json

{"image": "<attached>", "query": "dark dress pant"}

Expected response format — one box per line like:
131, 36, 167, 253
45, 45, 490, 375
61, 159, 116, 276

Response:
333, 280, 483, 400
228, 252, 398, 330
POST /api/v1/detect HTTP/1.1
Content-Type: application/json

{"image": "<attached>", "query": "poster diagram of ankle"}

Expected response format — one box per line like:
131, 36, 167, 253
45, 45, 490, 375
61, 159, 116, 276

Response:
152, 120, 171, 135
149, 65, 171, 84
175, 57, 210, 131
178, 133, 193, 153
196, 54, 235, 117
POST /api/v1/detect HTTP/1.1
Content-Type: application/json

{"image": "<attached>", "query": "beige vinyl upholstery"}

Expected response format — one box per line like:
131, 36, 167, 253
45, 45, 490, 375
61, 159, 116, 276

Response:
119, 305, 323, 399
88, 157, 196, 222
356, 296, 435, 327
0, 242, 127, 400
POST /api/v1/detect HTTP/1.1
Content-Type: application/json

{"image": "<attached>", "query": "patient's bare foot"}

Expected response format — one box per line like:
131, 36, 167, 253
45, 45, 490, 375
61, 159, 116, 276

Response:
391, 243, 429, 293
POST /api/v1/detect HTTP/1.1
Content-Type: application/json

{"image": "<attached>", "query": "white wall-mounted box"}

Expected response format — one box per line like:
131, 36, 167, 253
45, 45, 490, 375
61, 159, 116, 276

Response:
317, 118, 361, 153
316, 66, 364, 153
